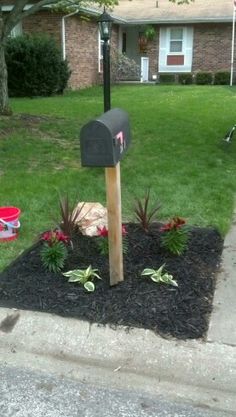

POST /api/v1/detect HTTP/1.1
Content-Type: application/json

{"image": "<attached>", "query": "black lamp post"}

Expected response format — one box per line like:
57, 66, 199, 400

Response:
98, 9, 113, 112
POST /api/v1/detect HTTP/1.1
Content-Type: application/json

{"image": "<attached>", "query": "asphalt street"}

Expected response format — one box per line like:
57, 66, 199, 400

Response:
0, 363, 231, 417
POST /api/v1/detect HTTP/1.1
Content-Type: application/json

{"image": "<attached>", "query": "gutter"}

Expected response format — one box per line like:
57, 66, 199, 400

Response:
79, 6, 127, 24
120, 17, 234, 25
61, 9, 79, 60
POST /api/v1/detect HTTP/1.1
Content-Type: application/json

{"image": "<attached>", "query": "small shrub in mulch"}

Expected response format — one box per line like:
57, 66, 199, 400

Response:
0, 223, 223, 340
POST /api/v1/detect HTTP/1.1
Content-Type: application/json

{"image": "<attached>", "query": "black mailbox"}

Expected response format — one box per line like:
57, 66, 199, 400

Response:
80, 108, 131, 167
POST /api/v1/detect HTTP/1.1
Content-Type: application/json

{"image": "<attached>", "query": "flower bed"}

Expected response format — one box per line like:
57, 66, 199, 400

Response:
0, 223, 223, 340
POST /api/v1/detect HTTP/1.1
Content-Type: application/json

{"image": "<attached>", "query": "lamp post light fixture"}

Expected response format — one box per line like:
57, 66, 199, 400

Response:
98, 9, 113, 112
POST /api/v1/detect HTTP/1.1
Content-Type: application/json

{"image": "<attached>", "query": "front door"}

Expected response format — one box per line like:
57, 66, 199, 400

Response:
141, 57, 149, 82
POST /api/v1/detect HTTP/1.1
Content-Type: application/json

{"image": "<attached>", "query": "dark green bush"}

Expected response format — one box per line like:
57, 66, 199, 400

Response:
214, 71, 230, 85
6, 34, 71, 97
195, 71, 213, 85
178, 73, 193, 85
158, 74, 175, 84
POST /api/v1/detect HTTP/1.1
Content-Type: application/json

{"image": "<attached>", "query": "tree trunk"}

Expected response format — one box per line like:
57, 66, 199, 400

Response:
0, 42, 11, 115
0, 14, 11, 116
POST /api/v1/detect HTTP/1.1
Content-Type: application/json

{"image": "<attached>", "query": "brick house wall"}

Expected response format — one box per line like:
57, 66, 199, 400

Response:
22, 10, 120, 89
65, 17, 99, 89
66, 19, 119, 89
22, 10, 62, 45
23, 11, 102, 89
192, 23, 232, 72
144, 23, 234, 79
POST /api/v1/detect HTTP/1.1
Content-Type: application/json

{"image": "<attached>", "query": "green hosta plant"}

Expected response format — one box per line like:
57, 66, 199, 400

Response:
141, 265, 178, 287
63, 265, 101, 292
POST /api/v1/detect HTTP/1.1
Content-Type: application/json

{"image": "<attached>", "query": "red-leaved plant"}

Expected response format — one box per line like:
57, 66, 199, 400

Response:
40, 229, 69, 273
134, 188, 161, 233
160, 216, 189, 255
96, 225, 128, 255
58, 194, 86, 244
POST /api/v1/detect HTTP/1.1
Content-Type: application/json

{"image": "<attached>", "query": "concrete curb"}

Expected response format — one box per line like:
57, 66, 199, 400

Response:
208, 210, 236, 345
0, 307, 235, 414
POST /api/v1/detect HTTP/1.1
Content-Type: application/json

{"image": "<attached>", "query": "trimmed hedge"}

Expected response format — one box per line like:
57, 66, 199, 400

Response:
195, 71, 213, 85
6, 34, 71, 97
178, 73, 193, 85
214, 71, 230, 85
159, 74, 175, 84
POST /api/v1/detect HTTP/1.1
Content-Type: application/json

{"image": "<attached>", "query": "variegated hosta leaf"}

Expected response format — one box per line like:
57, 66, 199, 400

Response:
150, 274, 160, 283
68, 275, 83, 283
85, 265, 92, 276
63, 270, 83, 278
62, 270, 74, 277
141, 268, 155, 276
93, 272, 102, 280
156, 265, 165, 275
84, 281, 95, 292
160, 274, 178, 287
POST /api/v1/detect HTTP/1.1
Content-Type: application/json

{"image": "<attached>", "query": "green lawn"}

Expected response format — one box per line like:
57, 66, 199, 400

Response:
1, 84, 236, 270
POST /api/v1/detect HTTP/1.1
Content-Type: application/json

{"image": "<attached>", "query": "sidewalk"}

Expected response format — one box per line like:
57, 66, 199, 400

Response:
0, 217, 236, 416
207, 210, 236, 345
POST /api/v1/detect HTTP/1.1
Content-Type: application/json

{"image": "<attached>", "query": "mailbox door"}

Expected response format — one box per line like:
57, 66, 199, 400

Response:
80, 121, 116, 167
80, 108, 131, 167
97, 108, 131, 165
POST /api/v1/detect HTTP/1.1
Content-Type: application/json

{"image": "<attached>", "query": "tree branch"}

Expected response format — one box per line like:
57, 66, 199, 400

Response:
20, 0, 61, 20
4, 0, 29, 36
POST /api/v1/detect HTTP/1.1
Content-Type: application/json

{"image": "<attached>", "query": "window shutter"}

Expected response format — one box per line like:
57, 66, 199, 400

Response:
184, 27, 193, 72
159, 27, 167, 72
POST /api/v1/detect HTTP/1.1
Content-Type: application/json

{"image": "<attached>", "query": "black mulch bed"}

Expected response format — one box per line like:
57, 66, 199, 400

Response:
0, 224, 223, 340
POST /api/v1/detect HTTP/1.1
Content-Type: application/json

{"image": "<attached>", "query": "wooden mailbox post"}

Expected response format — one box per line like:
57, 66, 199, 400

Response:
105, 163, 123, 285
80, 108, 131, 286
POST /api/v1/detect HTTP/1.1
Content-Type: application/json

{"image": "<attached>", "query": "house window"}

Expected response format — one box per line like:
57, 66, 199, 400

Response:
169, 28, 183, 53
122, 32, 127, 54
10, 22, 22, 37
159, 26, 193, 73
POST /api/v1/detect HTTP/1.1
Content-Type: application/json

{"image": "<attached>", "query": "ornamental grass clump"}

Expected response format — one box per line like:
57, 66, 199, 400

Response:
96, 225, 128, 255
40, 230, 69, 273
160, 217, 189, 255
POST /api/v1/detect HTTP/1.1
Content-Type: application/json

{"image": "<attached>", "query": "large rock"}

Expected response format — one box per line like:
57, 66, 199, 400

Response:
74, 202, 108, 236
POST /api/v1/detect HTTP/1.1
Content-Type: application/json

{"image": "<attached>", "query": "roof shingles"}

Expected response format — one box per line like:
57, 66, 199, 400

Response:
109, 0, 234, 23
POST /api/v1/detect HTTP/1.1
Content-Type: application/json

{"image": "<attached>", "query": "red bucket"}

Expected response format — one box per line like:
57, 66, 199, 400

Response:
0, 207, 21, 242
